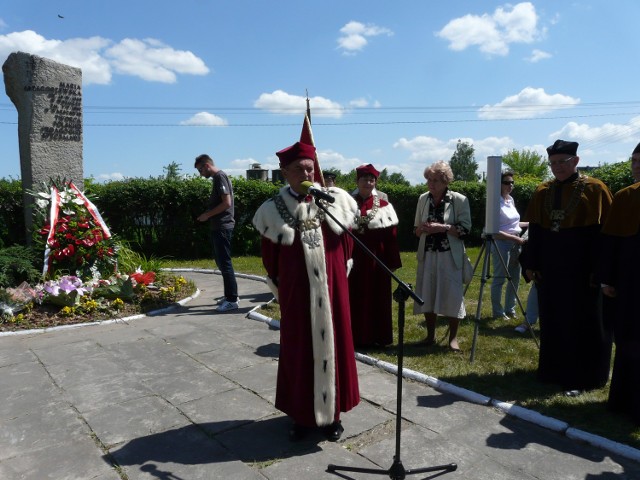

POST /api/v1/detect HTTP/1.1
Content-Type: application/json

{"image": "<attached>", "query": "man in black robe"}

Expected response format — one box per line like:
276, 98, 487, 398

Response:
600, 142, 640, 421
523, 139, 613, 394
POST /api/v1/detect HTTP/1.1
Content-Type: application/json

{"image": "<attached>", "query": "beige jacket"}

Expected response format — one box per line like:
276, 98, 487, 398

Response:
414, 190, 472, 269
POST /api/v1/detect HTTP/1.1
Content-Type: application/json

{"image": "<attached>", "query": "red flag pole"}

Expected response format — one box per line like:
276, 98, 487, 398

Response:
300, 92, 325, 186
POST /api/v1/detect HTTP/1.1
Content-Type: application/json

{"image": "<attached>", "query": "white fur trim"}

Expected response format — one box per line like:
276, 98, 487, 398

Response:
366, 202, 399, 230
252, 185, 357, 246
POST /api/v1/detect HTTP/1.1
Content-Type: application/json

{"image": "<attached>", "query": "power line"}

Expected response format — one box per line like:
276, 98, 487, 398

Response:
1, 111, 639, 128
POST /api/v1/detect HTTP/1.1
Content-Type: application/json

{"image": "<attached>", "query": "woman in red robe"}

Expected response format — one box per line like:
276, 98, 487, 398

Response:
349, 164, 402, 347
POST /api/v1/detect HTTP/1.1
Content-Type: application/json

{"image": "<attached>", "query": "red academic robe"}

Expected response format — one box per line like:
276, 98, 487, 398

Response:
254, 186, 360, 427
349, 194, 402, 347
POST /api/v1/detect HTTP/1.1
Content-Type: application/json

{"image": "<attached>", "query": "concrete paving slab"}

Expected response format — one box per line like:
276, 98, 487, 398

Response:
141, 365, 237, 405
0, 438, 119, 480
0, 400, 87, 460
178, 387, 279, 435
85, 395, 190, 447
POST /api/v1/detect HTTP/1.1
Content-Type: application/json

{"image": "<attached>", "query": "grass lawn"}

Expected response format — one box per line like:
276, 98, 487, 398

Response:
163, 248, 640, 450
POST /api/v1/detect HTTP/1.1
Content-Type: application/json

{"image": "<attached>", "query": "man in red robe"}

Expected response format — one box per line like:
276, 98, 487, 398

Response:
252, 141, 360, 441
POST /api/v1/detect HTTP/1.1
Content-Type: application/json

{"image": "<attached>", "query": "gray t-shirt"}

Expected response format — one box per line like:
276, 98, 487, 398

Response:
208, 171, 235, 230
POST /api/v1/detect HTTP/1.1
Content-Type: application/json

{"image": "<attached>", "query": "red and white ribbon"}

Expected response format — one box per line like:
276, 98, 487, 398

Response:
42, 186, 61, 276
69, 182, 112, 239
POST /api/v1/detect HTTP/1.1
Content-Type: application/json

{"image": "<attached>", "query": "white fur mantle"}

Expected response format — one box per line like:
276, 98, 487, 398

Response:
361, 201, 399, 230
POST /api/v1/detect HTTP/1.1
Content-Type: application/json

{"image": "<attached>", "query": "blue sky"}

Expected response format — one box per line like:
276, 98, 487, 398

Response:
2, 1, 640, 185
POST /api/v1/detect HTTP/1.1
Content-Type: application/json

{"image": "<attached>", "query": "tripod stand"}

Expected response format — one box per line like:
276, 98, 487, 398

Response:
314, 198, 457, 479
466, 234, 539, 363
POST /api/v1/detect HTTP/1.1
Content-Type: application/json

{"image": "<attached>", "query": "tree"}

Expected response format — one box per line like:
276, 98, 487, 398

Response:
502, 149, 548, 179
386, 172, 410, 186
163, 161, 182, 181
591, 159, 634, 194
450, 140, 479, 181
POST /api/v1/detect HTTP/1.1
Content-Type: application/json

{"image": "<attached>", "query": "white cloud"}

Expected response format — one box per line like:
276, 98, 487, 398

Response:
348, 97, 381, 108
349, 98, 369, 108
317, 149, 363, 172
105, 38, 209, 83
0, 18, 7, 30
527, 49, 552, 62
394, 135, 516, 183
180, 112, 228, 126
436, 2, 542, 56
478, 87, 580, 119
0, 30, 209, 85
254, 90, 344, 118
337, 21, 393, 55
96, 172, 125, 182
551, 116, 640, 146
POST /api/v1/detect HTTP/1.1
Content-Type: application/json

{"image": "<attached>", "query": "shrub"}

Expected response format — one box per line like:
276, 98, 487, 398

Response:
0, 245, 42, 288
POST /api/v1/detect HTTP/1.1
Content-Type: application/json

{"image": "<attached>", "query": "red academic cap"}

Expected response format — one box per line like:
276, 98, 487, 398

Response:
356, 163, 380, 179
276, 141, 317, 167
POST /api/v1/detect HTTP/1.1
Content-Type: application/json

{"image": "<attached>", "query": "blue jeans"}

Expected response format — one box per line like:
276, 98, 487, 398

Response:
211, 228, 238, 302
525, 283, 539, 326
490, 239, 522, 317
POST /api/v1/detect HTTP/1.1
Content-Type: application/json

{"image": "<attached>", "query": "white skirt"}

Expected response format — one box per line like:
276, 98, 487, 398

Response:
413, 250, 466, 319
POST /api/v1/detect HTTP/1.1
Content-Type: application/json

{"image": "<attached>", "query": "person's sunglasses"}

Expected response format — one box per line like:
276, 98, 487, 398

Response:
501, 181, 514, 186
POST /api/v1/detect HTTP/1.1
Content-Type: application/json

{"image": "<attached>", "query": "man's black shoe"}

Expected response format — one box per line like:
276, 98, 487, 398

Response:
322, 421, 344, 442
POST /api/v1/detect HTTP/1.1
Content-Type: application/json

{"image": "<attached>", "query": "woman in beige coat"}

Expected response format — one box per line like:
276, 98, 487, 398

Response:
414, 161, 472, 352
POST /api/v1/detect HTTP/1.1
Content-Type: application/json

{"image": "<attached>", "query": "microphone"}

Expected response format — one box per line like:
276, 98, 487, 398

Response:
300, 181, 335, 204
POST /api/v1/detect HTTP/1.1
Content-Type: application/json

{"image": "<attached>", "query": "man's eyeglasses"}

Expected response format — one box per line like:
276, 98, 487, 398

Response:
548, 156, 576, 167
501, 181, 514, 186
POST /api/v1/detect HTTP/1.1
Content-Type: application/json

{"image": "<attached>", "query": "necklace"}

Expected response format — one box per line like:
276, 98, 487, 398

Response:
274, 193, 326, 248
356, 195, 380, 233
544, 174, 586, 232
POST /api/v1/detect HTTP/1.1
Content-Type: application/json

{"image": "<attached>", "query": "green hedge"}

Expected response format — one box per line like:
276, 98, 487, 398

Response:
0, 166, 629, 258
0, 179, 26, 249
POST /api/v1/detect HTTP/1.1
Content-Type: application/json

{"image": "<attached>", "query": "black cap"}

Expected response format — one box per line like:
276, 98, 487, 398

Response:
323, 171, 337, 179
633, 142, 640, 155
546, 139, 578, 157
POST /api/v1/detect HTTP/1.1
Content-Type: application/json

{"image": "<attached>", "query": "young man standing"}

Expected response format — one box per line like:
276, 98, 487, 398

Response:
195, 154, 239, 312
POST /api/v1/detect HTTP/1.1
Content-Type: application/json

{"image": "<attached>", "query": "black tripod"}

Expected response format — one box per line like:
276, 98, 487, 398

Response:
466, 234, 539, 363
314, 198, 457, 479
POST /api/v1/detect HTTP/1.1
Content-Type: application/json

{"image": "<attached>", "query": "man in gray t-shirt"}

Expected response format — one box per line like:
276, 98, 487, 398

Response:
195, 154, 239, 312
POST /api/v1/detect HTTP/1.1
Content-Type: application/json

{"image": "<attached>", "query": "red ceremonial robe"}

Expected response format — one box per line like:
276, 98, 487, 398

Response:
253, 186, 360, 427
349, 192, 402, 347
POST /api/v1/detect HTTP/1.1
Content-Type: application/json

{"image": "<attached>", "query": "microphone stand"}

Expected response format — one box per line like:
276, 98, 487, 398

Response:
313, 197, 457, 479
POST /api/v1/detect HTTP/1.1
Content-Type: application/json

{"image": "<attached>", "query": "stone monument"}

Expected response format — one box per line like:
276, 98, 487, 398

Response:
2, 51, 83, 236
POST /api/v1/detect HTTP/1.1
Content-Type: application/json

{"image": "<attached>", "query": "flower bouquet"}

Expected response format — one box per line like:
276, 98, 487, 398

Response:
31, 181, 118, 281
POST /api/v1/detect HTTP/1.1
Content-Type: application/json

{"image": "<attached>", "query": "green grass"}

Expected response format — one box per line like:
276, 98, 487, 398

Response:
162, 249, 640, 450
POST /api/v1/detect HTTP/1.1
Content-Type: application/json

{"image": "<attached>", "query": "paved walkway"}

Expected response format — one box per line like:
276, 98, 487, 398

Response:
1, 270, 639, 479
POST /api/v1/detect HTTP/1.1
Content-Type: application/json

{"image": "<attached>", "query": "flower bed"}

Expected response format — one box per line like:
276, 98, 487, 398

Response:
1, 272, 196, 332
